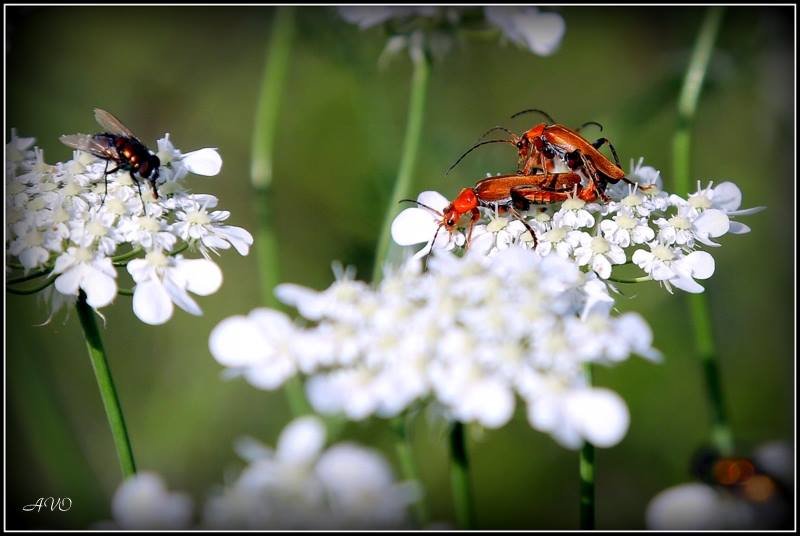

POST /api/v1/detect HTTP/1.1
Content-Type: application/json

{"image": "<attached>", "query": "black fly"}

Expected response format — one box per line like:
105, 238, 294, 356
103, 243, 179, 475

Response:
60, 108, 161, 208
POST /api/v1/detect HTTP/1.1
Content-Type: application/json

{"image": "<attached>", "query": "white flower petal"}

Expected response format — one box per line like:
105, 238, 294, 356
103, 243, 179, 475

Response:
683, 251, 715, 279
133, 280, 174, 325
565, 388, 630, 447
209, 313, 268, 367
391, 207, 438, 246
710, 182, 742, 212
180, 258, 223, 296
181, 148, 222, 176
276, 416, 327, 467
694, 209, 729, 238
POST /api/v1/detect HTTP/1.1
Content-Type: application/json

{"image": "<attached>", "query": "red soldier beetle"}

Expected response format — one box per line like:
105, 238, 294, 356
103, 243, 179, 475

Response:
402, 172, 586, 253
448, 109, 650, 202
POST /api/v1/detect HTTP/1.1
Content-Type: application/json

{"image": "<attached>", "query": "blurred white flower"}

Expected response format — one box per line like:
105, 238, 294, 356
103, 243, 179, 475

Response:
6, 132, 250, 324
338, 6, 566, 64
203, 416, 418, 529
484, 6, 566, 56
109, 472, 193, 530
211, 247, 657, 448
646, 482, 756, 530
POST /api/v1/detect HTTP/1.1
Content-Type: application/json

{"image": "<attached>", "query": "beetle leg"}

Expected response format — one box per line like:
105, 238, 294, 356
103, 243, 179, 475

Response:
508, 203, 538, 249
591, 137, 622, 169
465, 208, 481, 249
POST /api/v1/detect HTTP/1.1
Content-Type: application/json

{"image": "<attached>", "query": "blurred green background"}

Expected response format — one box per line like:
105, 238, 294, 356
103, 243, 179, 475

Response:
5, 6, 794, 529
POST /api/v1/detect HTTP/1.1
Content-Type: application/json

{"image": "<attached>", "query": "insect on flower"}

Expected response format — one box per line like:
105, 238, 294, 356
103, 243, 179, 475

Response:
403, 172, 585, 251
60, 108, 162, 205
448, 109, 649, 202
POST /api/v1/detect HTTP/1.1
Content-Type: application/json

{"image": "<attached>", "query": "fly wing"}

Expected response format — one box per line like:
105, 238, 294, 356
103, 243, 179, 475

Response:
93, 108, 136, 138
59, 133, 120, 160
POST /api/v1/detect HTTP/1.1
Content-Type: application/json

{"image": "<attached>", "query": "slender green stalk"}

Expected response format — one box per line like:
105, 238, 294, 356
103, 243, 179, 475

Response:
75, 291, 136, 477
251, 6, 295, 190
606, 275, 652, 284
673, 7, 724, 195
250, 7, 311, 417
371, 47, 431, 282
449, 421, 475, 529
7, 268, 51, 285
579, 363, 595, 529
671, 7, 733, 457
6, 277, 55, 295
391, 415, 429, 527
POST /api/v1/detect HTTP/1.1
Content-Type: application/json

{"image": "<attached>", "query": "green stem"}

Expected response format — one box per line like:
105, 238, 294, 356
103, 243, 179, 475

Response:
250, 7, 311, 417
7, 267, 52, 285
371, 47, 431, 283
579, 364, 595, 529
75, 291, 137, 478
673, 7, 724, 196
449, 421, 475, 529
111, 246, 143, 264
606, 275, 652, 284
251, 6, 295, 190
690, 294, 734, 456
671, 7, 733, 457
6, 277, 56, 295
391, 415, 429, 527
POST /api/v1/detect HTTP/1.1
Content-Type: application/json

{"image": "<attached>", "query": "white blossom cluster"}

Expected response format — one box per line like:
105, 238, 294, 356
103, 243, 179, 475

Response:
5, 130, 253, 325
100, 417, 418, 529
392, 159, 764, 294
211, 245, 659, 449
338, 6, 566, 64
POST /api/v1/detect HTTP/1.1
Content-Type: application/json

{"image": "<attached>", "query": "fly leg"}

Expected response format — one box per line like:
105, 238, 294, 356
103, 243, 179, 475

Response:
130, 170, 147, 215
101, 160, 120, 206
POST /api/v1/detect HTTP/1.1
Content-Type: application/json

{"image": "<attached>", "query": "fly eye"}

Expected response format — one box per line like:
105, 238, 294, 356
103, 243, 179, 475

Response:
447, 218, 455, 226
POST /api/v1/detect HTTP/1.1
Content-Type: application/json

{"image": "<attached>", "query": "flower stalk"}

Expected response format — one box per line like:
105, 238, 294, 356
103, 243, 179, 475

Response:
75, 291, 136, 478
449, 421, 475, 529
391, 415, 429, 527
372, 44, 431, 281
250, 7, 312, 417
672, 7, 733, 457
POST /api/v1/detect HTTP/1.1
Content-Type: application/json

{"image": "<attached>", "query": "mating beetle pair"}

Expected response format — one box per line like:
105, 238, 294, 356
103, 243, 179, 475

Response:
417, 109, 647, 249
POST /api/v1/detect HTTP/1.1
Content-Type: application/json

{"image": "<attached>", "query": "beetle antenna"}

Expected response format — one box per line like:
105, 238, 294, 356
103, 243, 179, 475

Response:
510, 108, 556, 124
399, 199, 443, 217
476, 126, 517, 141
576, 121, 604, 133
446, 139, 513, 175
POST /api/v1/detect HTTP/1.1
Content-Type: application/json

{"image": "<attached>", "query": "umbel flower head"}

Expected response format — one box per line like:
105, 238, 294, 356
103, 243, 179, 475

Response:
98, 417, 419, 529
211, 246, 659, 449
338, 6, 566, 65
5, 130, 253, 325
392, 159, 763, 294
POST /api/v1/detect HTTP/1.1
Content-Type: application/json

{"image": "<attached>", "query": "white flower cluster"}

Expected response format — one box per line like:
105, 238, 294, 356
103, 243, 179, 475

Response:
211, 246, 659, 449
100, 417, 418, 529
5, 130, 253, 325
338, 6, 565, 63
392, 160, 763, 294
